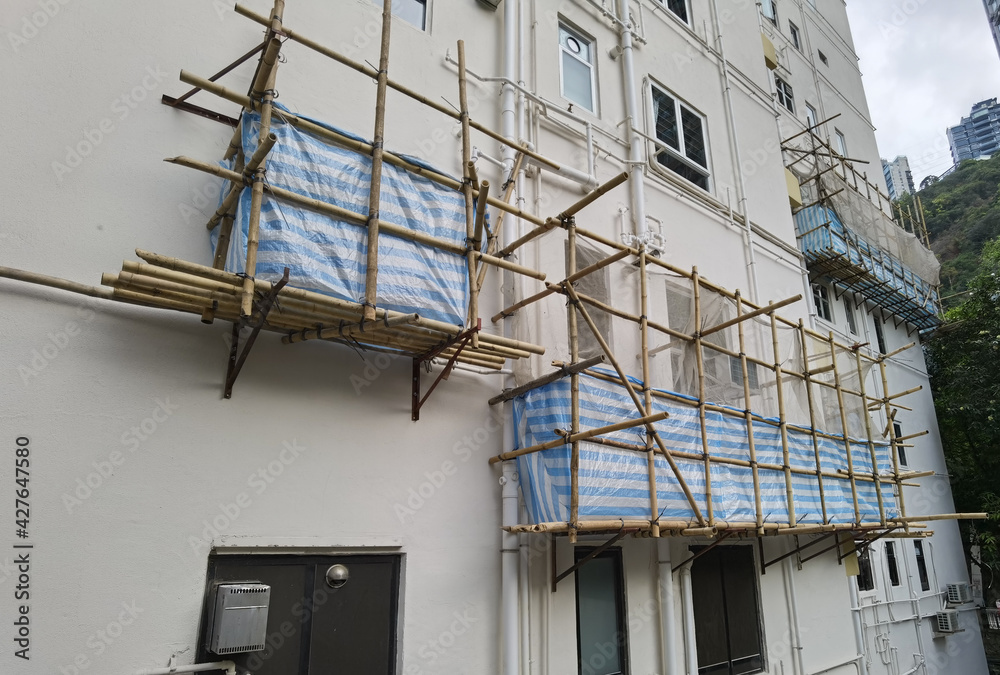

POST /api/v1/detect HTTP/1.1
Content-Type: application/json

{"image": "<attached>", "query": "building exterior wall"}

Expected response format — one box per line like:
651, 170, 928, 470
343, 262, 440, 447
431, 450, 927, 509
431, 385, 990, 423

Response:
882, 156, 915, 200
948, 97, 1000, 163
0, 1, 987, 675
986, 0, 1000, 62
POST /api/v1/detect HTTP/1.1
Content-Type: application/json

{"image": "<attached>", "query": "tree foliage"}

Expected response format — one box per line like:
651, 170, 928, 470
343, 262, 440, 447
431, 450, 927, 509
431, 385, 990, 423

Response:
927, 237, 1000, 568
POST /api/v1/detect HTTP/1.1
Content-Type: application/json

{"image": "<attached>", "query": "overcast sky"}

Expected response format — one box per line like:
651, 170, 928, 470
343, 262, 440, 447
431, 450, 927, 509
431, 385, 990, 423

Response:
845, 0, 1000, 185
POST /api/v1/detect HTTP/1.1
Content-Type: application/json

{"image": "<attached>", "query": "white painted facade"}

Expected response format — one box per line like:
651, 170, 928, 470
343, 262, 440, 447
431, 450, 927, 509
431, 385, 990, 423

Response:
0, 1, 987, 675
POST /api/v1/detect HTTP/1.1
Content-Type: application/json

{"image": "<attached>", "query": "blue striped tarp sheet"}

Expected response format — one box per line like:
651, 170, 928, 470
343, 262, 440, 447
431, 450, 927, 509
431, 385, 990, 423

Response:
214, 108, 469, 326
513, 371, 898, 526
794, 205, 938, 322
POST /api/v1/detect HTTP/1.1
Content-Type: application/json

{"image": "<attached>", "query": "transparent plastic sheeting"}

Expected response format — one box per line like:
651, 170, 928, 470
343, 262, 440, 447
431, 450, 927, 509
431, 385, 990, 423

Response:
212, 108, 470, 326
513, 371, 899, 526
795, 204, 940, 327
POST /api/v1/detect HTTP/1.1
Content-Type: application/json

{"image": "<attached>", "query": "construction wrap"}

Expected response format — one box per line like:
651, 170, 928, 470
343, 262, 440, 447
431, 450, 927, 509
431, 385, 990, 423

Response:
213, 107, 470, 326
513, 371, 899, 527
795, 204, 940, 329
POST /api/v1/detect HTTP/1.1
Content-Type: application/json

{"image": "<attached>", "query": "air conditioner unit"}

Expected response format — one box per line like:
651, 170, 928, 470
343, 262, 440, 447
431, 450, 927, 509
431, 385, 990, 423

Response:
206, 582, 271, 655
947, 582, 973, 605
935, 609, 961, 634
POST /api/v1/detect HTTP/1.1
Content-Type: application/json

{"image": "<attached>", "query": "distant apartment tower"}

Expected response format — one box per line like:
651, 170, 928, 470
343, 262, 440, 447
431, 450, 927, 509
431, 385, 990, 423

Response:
948, 97, 1000, 163
882, 155, 915, 199
986, 0, 1000, 60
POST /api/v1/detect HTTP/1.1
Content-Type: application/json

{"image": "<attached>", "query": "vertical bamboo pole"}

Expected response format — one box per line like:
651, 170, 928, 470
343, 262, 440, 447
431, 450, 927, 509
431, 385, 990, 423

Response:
798, 320, 828, 524
568, 219, 580, 543
213, 149, 245, 271
770, 312, 796, 526
639, 251, 660, 537
457, 41, 480, 348
736, 295, 767, 531
735, 291, 764, 532
828, 333, 861, 524
879, 358, 908, 531
361, 0, 394, 323
692, 267, 715, 526
855, 351, 886, 526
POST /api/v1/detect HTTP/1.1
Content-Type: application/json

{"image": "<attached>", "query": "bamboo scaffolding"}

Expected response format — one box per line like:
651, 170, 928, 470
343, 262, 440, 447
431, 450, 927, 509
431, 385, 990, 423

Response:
488, 355, 606, 405
456, 41, 480, 348
854, 348, 886, 526
798, 319, 828, 524
691, 268, 715, 526
476, 152, 524, 291
568, 222, 581, 542
828, 333, 862, 523
769, 311, 797, 526
879, 358, 909, 530
639, 251, 660, 536
361, 0, 393, 322
736, 292, 765, 531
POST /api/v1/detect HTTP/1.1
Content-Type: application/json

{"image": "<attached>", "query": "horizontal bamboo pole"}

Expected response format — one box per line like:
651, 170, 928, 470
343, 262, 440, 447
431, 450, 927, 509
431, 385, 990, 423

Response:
282, 313, 420, 343
699, 295, 802, 338
488, 411, 671, 464
508, 519, 935, 535
167, 155, 546, 281
488, 355, 606, 405
177, 69, 549, 230
0, 266, 114, 300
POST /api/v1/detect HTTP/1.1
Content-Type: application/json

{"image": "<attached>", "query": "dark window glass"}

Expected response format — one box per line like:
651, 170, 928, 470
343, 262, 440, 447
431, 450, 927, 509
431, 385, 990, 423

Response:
789, 22, 801, 50
886, 542, 901, 587
681, 108, 707, 168
893, 422, 907, 467
812, 284, 832, 322
775, 76, 795, 113
654, 89, 680, 151
692, 547, 764, 675
873, 317, 887, 354
914, 541, 931, 592
652, 86, 710, 190
667, 0, 688, 23
575, 547, 629, 675
857, 546, 875, 591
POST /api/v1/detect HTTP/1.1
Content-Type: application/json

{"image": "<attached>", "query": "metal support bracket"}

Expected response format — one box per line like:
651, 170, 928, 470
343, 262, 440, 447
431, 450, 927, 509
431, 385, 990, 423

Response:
224, 267, 289, 398
671, 531, 734, 573
552, 525, 634, 592
763, 531, 839, 570
161, 40, 266, 127
411, 319, 481, 421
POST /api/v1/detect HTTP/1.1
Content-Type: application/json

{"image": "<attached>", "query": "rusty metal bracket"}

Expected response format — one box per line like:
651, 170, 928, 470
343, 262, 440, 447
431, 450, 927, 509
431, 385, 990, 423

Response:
552, 524, 634, 592
763, 531, 839, 570
671, 531, 734, 573
224, 267, 290, 398
411, 319, 481, 421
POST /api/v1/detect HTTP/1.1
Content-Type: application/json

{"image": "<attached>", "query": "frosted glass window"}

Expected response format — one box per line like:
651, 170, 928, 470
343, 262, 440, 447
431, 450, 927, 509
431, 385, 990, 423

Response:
560, 24, 596, 112
374, 0, 427, 30
575, 549, 628, 675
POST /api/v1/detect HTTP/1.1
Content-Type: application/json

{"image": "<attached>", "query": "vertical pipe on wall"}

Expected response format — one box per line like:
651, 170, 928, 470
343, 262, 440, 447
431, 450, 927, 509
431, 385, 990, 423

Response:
782, 553, 806, 675
849, 581, 872, 675
679, 563, 699, 675
616, 0, 647, 237
657, 539, 679, 675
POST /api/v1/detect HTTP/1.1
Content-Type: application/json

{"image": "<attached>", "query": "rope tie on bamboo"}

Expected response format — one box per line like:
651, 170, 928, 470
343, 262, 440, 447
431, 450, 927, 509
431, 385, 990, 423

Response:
371, 141, 384, 150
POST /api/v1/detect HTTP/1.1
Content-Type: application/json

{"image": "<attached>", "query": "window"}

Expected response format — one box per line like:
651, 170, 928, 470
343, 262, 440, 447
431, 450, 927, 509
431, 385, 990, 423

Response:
570, 242, 612, 359
761, 0, 777, 24
818, 50, 828, 65
893, 421, 908, 467
805, 103, 818, 129
789, 21, 801, 50
729, 356, 760, 390
914, 541, 931, 592
886, 542, 901, 587
375, 0, 427, 30
873, 316, 887, 354
775, 76, 794, 113
559, 23, 597, 113
834, 130, 848, 157
812, 284, 832, 322
857, 546, 875, 592
660, 0, 689, 23
575, 547, 629, 675
651, 84, 710, 190
691, 546, 764, 675
843, 296, 857, 334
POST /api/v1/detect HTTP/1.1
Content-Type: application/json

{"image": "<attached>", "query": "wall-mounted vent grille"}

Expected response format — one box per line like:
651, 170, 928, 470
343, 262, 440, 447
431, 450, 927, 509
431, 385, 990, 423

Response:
935, 609, 960, 634
206, 583, 270, 655
947, 582, 973, 605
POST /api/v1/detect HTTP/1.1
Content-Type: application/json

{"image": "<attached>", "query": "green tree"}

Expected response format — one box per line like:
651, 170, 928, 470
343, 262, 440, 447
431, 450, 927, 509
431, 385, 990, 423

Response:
928, 236, 1000, 572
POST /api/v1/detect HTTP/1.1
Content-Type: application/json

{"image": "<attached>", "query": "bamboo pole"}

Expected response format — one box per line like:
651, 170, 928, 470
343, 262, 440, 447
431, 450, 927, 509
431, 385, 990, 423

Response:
854, 349, 886, 526
564, 283, 707, 526
828, 333, 862, 524
166, 157, 546, 281
691, 268, 715, 526
473, 180, 490, 251
476, 152, 524, 290
0, 266, 114, 300
879, 358, 908, 530
568, 221, 580, 542
456, 41, 480, 348
213, 146, 245, 271
770, 311, 797, 526
488, 355, 606, 405
700, 295, 802, 339
736, 292, 764, 531
798, 319, 828, 524
640, 251, 660, 536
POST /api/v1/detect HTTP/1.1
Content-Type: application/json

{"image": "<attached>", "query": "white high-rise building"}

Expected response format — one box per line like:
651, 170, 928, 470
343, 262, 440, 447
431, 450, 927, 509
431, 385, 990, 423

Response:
882, 156, 916, 200
1, 1, 987, 675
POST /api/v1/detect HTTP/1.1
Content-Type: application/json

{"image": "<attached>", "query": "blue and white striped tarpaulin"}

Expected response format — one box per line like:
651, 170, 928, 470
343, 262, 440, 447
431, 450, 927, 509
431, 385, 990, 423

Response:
213, 108, 470, 326
795, 204, 939, 329
513, 371, 898, 526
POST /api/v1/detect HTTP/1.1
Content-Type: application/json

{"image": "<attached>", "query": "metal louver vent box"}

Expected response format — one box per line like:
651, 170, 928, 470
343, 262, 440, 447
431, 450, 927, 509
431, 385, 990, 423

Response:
207, 583, 270, 655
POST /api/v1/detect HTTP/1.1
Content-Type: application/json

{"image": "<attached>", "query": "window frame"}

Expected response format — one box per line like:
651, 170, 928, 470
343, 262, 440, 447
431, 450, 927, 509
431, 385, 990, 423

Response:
570, 241, 613, 359
658, 0, 691, 24
761, 0, 778, 25
857, 545, 876, 592
375, 0, 428, 31
914, 540, 931, 592
843, 296, 858, 335
818, 49, 829, 66
648, 81, 712, 192
812, 283, 832, 322
574, 546, 630, 675
873, 315, 887, 354
893, 421, 908, 467
775, 75, 795, 113
805, 103, 818, 129
789, 21, 801, 51
558, 21, 598, 114
886, 541, 901, 587
834, 129, 848, 157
